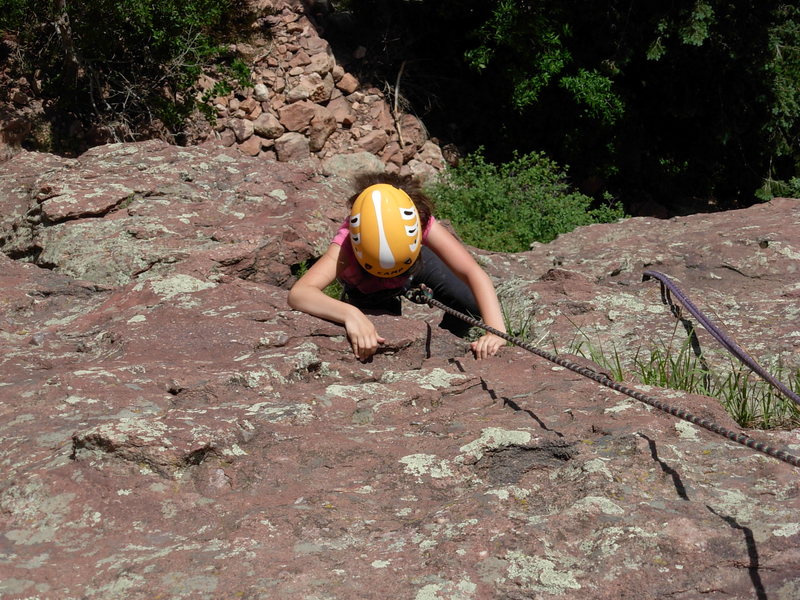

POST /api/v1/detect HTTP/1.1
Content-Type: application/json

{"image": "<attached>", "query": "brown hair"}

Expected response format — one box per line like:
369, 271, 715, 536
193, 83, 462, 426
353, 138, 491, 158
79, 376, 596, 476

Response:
347, 172, 434, 228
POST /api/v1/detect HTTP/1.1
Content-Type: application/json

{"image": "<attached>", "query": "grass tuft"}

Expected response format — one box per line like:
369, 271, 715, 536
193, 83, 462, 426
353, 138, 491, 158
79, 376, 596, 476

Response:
574, 335, 800, 430
501, 304, 800, 430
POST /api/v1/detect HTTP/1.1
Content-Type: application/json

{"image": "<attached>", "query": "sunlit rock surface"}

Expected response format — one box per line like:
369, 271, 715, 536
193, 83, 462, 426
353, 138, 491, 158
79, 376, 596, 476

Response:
1, 142, 799, 599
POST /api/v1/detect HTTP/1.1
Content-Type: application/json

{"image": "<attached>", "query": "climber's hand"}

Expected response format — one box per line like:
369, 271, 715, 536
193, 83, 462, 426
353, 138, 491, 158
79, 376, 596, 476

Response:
344, 310, 385, 361
470, 332, 504, 360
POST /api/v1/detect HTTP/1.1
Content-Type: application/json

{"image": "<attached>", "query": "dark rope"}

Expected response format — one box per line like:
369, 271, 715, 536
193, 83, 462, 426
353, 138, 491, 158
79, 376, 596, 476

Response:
405, 285, 800, 468
643, 270, 800, 407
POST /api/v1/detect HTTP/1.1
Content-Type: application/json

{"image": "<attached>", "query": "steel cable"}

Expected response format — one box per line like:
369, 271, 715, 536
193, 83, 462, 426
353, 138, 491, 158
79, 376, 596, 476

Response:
405, 285, 800, 468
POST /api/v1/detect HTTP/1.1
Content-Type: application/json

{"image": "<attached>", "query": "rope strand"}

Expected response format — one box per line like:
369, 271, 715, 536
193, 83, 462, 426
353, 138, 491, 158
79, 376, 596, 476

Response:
643, 270, 800, 407
405, 285, 800, 468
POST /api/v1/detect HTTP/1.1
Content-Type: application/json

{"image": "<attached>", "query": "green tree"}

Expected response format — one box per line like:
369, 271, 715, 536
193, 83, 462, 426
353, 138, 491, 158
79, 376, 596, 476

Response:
0, 0, 256, 149
461, 0, 800, 206
330, 1, 800, 210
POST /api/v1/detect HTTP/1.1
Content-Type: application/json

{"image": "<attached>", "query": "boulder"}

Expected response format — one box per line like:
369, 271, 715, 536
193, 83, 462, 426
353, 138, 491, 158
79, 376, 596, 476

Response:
336, 72, 360, 94
238, 134, 264, 156
230, 117, 254, 142
278, 99, 318, 132
274, 131, 311, 161
253, 82, 270, 102
308, 105, 337, 151
327, 95, 356, 127
322, 151, 385, 181
307, 51, 334, 75
252, 112, 285, 139
357, 129, 389, 154
286, 72, 332, 103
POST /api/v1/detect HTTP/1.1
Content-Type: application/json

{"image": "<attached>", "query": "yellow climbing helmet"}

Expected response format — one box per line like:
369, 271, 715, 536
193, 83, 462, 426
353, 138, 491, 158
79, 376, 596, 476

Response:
349, 183, 422, 278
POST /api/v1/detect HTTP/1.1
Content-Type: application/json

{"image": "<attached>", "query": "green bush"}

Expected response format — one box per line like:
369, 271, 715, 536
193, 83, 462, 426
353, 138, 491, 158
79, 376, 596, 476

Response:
425, 149, 627, 252
0, 0, 257, 147
336, 1, 800, 212
757, 177, 800, 201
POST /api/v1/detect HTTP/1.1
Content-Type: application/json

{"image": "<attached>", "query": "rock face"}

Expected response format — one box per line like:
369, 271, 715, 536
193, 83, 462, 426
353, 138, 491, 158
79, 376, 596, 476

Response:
1, 141, 799, 599
484, 197, 800, 379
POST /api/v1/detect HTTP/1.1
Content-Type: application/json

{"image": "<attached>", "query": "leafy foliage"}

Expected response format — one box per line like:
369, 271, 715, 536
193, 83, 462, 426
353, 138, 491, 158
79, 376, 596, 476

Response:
757, 177, 800, 202
0, 0, 257, 148
460, 0, 800, 205
425, 149, 626, 252
762, 5, 800, 178
559, 69, 624, 125
327, 0, 800, 211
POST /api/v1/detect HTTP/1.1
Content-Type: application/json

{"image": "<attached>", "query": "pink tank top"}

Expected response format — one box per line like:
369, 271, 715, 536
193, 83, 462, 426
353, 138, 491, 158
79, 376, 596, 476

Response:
332, 216, 435, 294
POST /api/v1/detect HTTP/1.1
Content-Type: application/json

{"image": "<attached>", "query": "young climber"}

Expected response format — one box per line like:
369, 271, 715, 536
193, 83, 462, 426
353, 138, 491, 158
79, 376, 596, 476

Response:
288, 172, 506, 361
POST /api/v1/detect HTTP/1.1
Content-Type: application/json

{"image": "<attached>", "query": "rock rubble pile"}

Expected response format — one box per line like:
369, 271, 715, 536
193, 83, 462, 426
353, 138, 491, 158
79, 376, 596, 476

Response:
0, 0, 448, 180
203, 0, 446, 179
